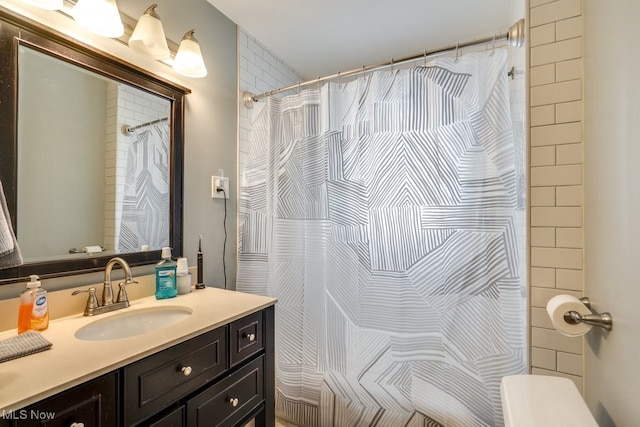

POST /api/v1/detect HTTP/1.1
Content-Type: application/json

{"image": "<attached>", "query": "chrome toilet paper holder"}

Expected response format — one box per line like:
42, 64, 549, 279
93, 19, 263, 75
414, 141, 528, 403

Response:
563, 297, 613, 331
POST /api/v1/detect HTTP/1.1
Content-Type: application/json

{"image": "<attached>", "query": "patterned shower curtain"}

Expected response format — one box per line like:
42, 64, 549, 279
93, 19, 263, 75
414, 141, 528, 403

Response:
238, 50, 526, 427
118, 123, 170, 252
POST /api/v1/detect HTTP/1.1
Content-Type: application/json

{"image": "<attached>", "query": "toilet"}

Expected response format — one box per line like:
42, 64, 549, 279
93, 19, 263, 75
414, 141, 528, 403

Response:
500, 375, 598, 426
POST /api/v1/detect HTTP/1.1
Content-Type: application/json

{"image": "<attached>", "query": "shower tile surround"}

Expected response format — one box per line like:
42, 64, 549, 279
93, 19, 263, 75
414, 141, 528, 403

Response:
529, 0, 585, 390
239, 0, 588, 404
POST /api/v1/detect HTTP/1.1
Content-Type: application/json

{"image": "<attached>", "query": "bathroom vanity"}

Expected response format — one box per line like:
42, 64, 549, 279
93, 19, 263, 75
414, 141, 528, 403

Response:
0, 288, 276, 427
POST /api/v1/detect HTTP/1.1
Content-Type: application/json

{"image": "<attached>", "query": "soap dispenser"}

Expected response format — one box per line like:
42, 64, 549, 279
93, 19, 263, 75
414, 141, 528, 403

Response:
17, 275, 49, 333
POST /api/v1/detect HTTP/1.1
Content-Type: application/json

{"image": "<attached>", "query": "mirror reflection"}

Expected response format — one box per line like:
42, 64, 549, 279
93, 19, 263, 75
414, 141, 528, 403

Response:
16, 46, 171, 263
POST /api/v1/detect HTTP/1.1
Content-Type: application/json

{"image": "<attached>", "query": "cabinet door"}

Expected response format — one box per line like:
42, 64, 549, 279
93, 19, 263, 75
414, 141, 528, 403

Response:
12, 372, 118, 427
186, 356, 264, 427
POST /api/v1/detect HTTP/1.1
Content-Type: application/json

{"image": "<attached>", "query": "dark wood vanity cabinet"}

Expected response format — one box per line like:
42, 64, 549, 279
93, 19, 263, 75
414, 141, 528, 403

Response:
3, 307, 275, 427
133, 306, 274, 427
123, 328, 228, 425
8, 372, 118, 427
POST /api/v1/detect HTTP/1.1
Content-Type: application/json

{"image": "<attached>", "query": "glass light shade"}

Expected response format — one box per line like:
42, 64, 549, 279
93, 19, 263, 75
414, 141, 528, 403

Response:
72, 0, 124, 38
173, 30, 207, 78
129, 5, 170, 60
19, 0, 63, 10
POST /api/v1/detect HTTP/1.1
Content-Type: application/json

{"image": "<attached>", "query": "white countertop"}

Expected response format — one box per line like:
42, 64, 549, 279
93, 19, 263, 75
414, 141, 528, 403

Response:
0, 287, 277, 411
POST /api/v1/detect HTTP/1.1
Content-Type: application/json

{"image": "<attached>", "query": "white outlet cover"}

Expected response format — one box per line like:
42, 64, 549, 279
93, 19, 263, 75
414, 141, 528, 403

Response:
211, 175, 229, 199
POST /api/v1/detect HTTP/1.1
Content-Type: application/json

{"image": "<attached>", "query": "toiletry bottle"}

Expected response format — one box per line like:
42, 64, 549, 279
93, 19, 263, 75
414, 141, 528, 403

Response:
196, 235, 205, 289
18, 275, 48, 333
176, 257, 191, 295
155, 247, 177, 299
17, 280, 34, 334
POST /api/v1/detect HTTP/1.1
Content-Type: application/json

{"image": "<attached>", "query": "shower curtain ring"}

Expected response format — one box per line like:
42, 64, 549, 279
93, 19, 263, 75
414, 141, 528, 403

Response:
455, 43, 460, 62
424, 49, 427, 66
491, 35, 496, 56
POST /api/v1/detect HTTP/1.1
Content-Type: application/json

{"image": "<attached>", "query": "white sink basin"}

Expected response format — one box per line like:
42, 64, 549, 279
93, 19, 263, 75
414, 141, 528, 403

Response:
74, 306, 193, 341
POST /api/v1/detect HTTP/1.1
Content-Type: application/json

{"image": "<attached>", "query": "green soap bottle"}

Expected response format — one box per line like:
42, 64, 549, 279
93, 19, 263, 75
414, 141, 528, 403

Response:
155, 247, 177, 299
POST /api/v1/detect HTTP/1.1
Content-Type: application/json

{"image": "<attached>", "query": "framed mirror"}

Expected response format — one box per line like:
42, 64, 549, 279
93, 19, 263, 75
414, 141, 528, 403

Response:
0, 6, 190, 284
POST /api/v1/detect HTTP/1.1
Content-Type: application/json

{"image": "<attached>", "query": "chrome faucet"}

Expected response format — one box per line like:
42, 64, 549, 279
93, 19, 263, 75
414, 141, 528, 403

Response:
73, 257, 138, 316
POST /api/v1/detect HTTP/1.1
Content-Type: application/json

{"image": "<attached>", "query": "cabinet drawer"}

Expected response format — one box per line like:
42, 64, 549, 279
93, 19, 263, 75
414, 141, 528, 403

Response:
147, 406, 184, 427
230, 311, 263, 367
123, 327, 227, 426
186, 355, 264, 427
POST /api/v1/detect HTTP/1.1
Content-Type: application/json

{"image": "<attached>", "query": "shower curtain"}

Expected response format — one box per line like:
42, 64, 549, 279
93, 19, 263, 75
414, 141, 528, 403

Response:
238, 50, 526, 427
118, 123, 170, 252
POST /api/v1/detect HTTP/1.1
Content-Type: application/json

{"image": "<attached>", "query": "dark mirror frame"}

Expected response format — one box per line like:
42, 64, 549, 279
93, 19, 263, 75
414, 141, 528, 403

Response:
0, 6, 190, 284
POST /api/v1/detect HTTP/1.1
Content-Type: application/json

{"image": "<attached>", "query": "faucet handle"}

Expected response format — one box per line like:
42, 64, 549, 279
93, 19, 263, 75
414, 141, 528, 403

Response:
116, 281, 134, 306
72, 287, 99, 316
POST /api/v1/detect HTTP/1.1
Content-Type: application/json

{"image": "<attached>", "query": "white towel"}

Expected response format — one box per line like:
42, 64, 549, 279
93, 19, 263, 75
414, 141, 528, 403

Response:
0, 331, 52, 363
0, 180, 23, 269
0, 186, 13, 256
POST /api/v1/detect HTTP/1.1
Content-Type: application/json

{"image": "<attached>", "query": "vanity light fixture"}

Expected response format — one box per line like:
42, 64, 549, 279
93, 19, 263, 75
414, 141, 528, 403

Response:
72, 0, 124, 38
18, 0, 63, 10
173, 30, 207, 78
128, 4, 170, 60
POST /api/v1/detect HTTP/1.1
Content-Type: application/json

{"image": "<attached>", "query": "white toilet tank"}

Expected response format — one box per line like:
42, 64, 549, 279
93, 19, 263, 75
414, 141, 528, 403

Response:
500, 375, 598, 427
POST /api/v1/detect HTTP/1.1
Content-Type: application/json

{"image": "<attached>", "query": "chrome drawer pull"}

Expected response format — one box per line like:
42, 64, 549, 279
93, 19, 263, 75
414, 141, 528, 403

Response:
229, 397, 239, 407
244, 333, 256, 342
181, 366, 192, 376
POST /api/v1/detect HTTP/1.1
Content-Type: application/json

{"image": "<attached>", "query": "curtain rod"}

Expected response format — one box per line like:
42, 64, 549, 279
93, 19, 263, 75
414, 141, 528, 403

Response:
121, 117, 168, 135
243, 18, 525, 108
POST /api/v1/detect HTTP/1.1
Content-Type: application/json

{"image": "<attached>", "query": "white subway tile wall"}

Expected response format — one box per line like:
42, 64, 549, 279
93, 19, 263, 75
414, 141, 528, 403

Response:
529, 0, 585, 391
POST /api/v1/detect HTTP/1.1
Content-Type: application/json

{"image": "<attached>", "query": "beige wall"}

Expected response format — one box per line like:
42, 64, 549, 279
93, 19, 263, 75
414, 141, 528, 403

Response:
583, 0, 640, 424
528, 0, 585, 390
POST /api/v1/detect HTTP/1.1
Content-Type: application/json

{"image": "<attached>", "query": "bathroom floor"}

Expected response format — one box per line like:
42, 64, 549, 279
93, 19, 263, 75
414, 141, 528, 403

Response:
276, 419, 300, 427
244, 418, 299, 427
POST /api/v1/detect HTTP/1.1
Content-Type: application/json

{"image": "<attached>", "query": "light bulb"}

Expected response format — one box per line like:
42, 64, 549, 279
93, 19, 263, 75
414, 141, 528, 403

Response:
72, 0, 124, 38
129, 4, 170, 60
173, 30, 207, 78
